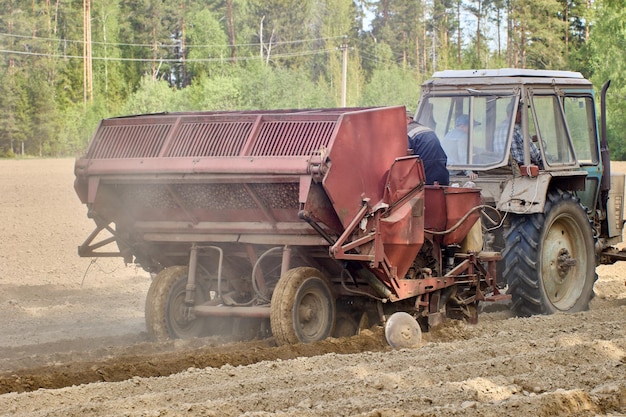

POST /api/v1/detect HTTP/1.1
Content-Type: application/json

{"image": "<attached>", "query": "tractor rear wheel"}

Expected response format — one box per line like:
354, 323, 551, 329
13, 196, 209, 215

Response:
145, 266, 207, 340
270, 267, 335, 345
503, 190, 596, 316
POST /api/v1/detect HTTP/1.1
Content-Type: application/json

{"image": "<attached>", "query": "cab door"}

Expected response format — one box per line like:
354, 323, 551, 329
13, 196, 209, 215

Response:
562, 94, 602, 212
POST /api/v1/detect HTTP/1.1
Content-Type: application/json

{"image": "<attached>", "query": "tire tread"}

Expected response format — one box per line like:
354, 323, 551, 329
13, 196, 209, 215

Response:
503, 190, 596, 316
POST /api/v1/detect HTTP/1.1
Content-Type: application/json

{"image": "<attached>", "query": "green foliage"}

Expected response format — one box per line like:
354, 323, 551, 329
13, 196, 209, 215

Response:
589, 0, 626, 160
186, 73, 242, 110
91, 0, 128, 109
238, 62, 334, 109
0, 0, 621, 158
359, 66, 419, 109
61, 99, 112, 156
120, 76, 186, 115
185, 8, 230, 81
0, 148, 16, 158
26, 74, 59, 156
0, 73, 20, 156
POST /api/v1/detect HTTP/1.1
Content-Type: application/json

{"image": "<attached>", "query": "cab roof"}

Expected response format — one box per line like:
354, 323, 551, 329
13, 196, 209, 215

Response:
424, 68, 592, 89
432, 68, 584, 79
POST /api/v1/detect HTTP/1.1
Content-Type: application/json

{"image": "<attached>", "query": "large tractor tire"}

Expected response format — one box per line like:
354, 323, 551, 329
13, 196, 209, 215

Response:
270, 267, 335, 345
145, 266, 208, 340
503, 190, 596, 316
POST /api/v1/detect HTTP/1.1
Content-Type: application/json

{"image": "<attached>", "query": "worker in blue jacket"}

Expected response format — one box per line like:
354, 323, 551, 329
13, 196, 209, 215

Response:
406, 111, 450, 186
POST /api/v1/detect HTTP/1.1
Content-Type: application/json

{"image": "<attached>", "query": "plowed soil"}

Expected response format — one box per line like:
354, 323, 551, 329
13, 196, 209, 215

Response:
0, 158, 624, 417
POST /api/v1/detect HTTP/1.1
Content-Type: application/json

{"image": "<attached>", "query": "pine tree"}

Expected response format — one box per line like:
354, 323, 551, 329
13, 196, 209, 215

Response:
246, 0, 316, 69
509, 0, 566, 69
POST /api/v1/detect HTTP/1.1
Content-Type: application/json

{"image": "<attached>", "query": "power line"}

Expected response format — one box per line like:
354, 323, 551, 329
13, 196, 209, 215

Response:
359, 50, 404, 66
0, 47, 337, 62
0, 31, 345, 49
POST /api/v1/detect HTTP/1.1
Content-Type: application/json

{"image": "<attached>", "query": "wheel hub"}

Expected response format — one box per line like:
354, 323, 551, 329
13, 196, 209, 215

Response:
298, 304, 314, 322
556, 248, 577, 280
172, 300, 194, 327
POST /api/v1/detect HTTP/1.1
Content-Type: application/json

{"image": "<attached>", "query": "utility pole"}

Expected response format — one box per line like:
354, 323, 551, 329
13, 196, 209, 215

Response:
83, 0, 93, 103
340, 38, 348, 107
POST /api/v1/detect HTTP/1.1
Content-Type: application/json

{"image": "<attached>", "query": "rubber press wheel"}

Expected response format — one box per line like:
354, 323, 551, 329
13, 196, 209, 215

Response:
270, 267, 335, 345
503, 190, 596, 316
145, 266, 207, 341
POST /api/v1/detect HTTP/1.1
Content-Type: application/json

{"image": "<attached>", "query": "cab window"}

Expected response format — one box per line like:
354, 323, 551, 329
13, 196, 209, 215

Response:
417, 95, 513, 168
563, 96, 599, 164
530, 95, 576, 166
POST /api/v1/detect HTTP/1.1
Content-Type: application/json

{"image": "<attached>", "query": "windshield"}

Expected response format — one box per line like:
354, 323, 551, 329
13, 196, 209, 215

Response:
416, 94, 517, 169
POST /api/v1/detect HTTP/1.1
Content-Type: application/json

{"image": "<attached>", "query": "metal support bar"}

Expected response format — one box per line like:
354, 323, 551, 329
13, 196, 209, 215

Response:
338, 232, 376, 256
299, 210, 336, 244
186, 244, 199, 305
166, 184, 198, 225
193, 305, 271, 318
330, 203, 370, 258
208, 246, 225, 299
281, 245, 292, 276
186, 244, 225, 304
78, 225, 120, 257
244, 183, 278, 228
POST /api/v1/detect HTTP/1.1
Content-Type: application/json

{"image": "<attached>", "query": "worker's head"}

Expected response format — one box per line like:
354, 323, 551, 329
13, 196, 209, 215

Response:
455, 114, 480, 130
455, 114, 470, 127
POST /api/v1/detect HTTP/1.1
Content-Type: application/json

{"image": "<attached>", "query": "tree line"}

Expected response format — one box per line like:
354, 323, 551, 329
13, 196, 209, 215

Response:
0, 0, 625, 159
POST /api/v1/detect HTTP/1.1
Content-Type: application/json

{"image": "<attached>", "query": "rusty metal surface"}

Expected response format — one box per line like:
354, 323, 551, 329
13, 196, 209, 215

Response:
441, 187, 482, 245
75, 106, 502, 319
424, 185, 482, 245
322, 107, 408, 229
85, 110, 347, 160
75, 106, 408, 244
76, 105, 406, 227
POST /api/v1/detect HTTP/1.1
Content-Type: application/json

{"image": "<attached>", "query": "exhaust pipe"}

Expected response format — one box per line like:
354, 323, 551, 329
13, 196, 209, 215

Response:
600, 80, 611, 193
